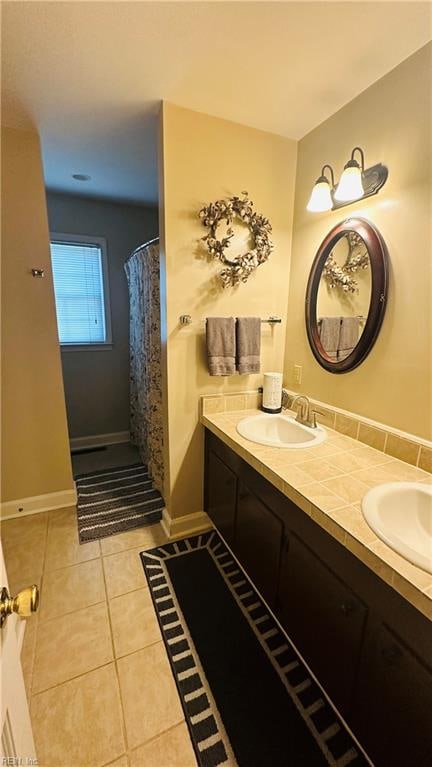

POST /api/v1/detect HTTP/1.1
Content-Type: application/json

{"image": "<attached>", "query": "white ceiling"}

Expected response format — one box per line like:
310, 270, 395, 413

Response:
2, 1, 431, 204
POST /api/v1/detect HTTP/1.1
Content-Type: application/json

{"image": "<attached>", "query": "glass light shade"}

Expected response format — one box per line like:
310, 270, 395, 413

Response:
306, 179, 333, 212
334, 164, 364, 202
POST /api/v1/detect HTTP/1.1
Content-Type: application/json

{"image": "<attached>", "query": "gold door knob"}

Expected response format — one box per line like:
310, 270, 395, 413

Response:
0, 585, 39, 628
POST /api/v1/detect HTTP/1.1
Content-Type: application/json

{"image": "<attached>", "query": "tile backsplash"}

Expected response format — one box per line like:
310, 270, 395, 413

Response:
200, 390, 432, 472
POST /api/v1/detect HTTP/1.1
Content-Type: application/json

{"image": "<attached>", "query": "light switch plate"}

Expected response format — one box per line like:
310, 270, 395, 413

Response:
293, 364, 302, 385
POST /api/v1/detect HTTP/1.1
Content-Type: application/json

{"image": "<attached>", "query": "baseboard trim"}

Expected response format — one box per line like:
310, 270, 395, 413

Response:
161, 508, 212, 540
70, 431, 130, 451
1, 487, 77, 520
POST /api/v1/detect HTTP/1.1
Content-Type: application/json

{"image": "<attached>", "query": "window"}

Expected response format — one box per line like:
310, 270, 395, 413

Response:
50, 234, 112, 348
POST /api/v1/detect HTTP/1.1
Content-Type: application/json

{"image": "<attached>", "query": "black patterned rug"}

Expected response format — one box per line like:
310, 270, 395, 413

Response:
141, 530, 371, 767
75, 463, 164, 542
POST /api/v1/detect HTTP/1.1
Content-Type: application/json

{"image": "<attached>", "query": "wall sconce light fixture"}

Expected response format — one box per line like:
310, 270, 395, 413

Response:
306, 146, 388, 212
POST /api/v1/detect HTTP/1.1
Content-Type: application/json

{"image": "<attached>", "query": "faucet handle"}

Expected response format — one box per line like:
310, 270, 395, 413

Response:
281, 388, 291, 410
311, 409, 324, 428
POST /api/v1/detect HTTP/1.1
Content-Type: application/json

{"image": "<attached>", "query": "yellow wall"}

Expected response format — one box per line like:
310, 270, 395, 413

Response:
284, 44, 432, 440
1, 127, 74, 503
159, 103, 297, 518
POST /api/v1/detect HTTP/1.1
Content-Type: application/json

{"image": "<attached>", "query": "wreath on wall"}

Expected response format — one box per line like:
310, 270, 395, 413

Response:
199, 192, 273, 288
322, 231, 370, 293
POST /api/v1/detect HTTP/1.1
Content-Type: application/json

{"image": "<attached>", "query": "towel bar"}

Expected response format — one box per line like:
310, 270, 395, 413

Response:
179, 315, 281, 326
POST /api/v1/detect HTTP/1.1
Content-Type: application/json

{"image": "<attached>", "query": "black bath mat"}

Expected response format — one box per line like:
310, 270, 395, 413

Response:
141, 531, 371, 767
75, 463, 164, 542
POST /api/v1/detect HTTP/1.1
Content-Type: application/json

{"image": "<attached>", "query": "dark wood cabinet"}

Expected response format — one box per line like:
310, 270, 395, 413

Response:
235, 480, 284, 607
278, 532, 367, 715
204, 429, 432, 766
352, 620, 432, 766
205, 448, 237, 545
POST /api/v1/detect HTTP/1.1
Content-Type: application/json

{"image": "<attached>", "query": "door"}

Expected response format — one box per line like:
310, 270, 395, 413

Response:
352, 620, 432, 766
234, 481, 284, 607
0, 542, 37, 762
278, 532, 368, 715
206, 449, 238, 545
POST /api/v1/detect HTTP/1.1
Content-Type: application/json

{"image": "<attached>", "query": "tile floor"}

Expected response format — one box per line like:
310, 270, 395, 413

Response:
2, 508, 197, 767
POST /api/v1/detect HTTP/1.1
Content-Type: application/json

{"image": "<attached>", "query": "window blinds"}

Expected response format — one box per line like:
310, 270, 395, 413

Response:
50, 241, 107, 344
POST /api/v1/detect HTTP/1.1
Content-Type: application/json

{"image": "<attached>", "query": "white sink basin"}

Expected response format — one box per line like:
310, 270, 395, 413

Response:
362, 482, 432, 573
236, 413, 326, 449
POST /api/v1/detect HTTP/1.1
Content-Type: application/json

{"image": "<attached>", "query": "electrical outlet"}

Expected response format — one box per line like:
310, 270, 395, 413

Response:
293, 364, 302, 385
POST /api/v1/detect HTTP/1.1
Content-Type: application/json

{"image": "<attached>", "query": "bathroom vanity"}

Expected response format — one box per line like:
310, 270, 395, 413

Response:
203, 426, 432, 767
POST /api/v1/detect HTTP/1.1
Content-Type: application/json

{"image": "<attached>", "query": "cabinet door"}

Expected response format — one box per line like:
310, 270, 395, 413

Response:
206, 449, 238, 545
352, 621, 432, 766
234, 481, 284, 608
278, 532, 367, 715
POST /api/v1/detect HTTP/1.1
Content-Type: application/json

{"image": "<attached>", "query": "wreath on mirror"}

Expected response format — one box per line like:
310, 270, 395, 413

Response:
199, 192, 273, 287
322, 231, 370, 293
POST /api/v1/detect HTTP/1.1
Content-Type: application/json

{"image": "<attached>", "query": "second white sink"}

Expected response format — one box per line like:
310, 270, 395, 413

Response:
236, 412, 326, 449
362, 482, 432, 573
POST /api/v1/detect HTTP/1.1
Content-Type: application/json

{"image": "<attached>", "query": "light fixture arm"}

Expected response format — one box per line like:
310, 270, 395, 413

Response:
351, 146, 365, 171
320, 164, 335, 188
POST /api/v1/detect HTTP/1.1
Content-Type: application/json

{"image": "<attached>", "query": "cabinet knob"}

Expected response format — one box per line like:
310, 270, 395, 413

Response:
340, 601, 355, 617
382, 644, 403, 666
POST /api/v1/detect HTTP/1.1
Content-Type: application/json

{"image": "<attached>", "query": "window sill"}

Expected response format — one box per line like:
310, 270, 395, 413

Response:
60, 344, 113, 353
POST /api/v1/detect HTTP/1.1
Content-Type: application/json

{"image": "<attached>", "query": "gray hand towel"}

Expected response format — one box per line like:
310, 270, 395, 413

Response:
338, 317, 360, 355
319, 317, 341, 354
206, 317, 236, 376
236, 317, 261, 374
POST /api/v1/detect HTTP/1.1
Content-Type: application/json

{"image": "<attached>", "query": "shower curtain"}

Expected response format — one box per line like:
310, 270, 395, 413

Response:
124, 239, 164, 495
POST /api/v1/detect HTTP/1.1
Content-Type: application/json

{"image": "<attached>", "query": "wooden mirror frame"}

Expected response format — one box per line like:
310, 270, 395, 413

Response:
305, 217, 388, 374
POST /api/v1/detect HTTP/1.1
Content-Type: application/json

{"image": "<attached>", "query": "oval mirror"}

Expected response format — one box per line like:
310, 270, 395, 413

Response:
305, 217, 388, 373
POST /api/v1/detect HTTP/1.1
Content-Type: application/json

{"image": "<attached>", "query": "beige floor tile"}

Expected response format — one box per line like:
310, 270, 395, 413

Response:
103, 548, 147, 599
45, 507, 100, 571
322, 475, 370, 504
100, 523, 167, 557
129, 723, 196, 767
21, 613, 39, 699
2, 511, 49, 550
40, 558, 106, 620
103, 757, 129, 767
2, 512, 48, 593
33, 603, 113, 693
31, 664, 125, 767
117, 643, 183, 749
109, 588, 161, 658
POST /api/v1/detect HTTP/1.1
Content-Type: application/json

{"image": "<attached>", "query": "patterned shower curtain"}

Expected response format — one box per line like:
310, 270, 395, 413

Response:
124, 240, 164, 495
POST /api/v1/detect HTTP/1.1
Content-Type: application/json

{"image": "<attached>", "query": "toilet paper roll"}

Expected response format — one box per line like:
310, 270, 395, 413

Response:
262, 372, 283, 413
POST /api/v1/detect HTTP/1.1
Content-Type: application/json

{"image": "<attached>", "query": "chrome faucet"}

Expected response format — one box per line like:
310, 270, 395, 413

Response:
288, 394, 323, 429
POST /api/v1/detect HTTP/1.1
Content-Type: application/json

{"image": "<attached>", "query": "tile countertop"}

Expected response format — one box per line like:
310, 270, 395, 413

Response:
201, 408, 432, 621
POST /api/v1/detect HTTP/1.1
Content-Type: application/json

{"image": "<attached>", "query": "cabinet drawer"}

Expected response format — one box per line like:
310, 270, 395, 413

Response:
278, 532, 367, 715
